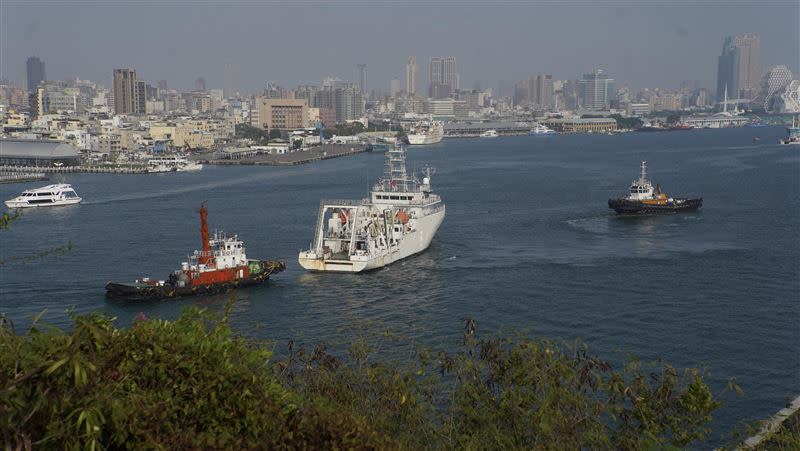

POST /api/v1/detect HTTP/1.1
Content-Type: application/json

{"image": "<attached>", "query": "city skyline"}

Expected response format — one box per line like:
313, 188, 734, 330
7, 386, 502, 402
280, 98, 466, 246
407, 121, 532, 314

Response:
3, 2, 798, 94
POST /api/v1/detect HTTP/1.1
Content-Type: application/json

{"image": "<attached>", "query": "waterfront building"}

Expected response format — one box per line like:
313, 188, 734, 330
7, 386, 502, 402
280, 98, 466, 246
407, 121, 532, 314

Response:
0, 138, 80, 166
627, 103, 650, 117
113, 69, 144, 115
716, 34, 760, 101
778, 80, 800, 113
760, 65, 794, 112
579, 70, 615, 111
422, 99, 468, 118
252, 98, 309, 130
405, 57, 417, 95
26, 57, 46, 93
544, 117, 617, 133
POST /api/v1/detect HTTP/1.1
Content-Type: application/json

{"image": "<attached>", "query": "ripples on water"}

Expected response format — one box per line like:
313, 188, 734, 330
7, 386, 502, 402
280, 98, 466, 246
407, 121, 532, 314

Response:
1, 127, 798, 445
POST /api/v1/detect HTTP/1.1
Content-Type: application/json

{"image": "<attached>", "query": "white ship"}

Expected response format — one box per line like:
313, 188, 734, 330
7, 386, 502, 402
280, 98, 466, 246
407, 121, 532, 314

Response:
5, 184, 82, 208
147, 156, 203, 172
407, 121, 444, 145
480, 129, 499, 138
529, 123, 556, 136
298, 146, 445, 273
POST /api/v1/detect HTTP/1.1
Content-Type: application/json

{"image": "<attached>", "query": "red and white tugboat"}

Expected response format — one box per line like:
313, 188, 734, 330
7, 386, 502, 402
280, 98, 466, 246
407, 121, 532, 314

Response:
105, 204, 285, 301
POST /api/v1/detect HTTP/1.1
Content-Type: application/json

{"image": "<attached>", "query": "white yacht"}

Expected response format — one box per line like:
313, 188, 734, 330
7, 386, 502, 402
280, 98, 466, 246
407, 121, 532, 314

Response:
480, 129, 499, 138
298, 146, 445, 273
529, 123, 557, 136
407, 121, 444, 145
5, 184, 82, 208
147, 156, 203, 172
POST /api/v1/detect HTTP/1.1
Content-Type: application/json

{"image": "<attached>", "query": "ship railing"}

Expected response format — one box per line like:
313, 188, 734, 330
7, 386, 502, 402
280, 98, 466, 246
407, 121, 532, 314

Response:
319, 198, 370, 207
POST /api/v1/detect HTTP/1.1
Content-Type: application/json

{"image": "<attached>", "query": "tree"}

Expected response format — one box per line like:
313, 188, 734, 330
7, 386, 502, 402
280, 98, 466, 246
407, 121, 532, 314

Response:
234, 123, 269, 145
268, 129, 283, 140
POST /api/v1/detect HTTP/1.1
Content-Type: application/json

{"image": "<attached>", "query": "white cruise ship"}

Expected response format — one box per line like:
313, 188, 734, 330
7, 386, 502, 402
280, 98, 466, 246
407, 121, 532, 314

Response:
298, 146, 445, 273
529, 123, 557, 136
5, 184, 82, 208
407, 121, 444, 145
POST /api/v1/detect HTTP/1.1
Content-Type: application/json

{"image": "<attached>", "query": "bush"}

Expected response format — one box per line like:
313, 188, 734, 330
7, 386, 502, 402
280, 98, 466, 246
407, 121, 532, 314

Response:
1, 307, 723, 449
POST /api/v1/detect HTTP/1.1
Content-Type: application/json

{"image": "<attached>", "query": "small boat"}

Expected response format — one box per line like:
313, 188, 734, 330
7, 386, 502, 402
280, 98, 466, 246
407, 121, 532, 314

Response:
608, 161, 702, 214
779, 115, 800, 145
106, 204, 285, 301
4, 183, 82, 208
480, 129, 499, 138
147, 155, 203, 172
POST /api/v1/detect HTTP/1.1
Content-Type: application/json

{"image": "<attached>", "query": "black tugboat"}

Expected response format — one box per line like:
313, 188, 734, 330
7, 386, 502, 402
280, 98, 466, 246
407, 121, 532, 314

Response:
608, 161, 702, 214
106, 204, 285, 301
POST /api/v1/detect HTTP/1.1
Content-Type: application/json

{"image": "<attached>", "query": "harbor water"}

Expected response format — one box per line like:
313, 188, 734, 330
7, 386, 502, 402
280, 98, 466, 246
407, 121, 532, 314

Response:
0, 126, 798, 444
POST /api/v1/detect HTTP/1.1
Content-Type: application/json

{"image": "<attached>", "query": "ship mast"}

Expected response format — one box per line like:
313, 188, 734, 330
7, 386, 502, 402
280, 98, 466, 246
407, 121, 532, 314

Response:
198, 203, 212, 265
640, 160, 647, 183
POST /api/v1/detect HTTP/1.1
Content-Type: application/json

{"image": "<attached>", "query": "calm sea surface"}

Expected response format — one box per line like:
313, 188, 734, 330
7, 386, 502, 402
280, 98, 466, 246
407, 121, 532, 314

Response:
1, 126, 798, 444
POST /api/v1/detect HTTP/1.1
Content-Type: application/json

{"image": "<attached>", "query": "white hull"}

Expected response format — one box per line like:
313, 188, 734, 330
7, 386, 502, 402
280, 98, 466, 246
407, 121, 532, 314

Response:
407, 133, 443, 145
299, 208, 445, 272
5, 198, 81, 208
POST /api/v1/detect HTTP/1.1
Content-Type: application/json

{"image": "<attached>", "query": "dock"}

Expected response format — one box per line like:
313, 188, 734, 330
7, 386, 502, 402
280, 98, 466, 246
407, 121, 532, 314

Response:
0, 172, 49, 184
0, 165, 151, 174
198, 143, 371, 166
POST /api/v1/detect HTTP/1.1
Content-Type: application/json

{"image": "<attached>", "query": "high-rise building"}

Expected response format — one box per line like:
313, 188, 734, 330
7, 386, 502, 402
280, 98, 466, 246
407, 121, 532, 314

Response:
527, 74, 553, 110
195, 77, 207, 92
405, 57, 417, 95
355, 64, 368, 98
26, 57, 46, 93
429, 56, 458, 99
716, 34, 761, 101
579, 69, 614, 111
389, 78, 401, 97
333, 84, 364, 123
113, 69, 144, 115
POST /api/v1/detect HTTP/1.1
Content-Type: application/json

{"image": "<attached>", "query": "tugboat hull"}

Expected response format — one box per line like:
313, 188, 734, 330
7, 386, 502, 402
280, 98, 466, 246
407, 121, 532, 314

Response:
608, 198, 702, 215
105, 260, 285, 301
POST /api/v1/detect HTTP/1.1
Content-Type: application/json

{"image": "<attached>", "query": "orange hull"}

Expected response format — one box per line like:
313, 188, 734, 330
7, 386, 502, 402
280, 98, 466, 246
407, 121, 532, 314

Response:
191, 265, 250, 287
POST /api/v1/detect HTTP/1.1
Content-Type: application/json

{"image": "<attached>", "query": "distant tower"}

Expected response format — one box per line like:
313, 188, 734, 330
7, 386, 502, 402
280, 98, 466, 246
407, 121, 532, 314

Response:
113, 68, 143, 115
225, 64, 235, 98
26, 57, 46, 93
405, 57, 417, 95
716, 34, 760, 101
195, 77, 206, 92
355, 64, 368, 96
429, 56, 458, 99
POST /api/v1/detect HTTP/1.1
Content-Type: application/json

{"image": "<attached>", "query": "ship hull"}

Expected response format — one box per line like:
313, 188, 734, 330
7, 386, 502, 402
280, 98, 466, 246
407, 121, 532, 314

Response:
608, 198, 702, 215
407, 134, 443, 145
105, 260, 285, 301
298, 207, 445, 273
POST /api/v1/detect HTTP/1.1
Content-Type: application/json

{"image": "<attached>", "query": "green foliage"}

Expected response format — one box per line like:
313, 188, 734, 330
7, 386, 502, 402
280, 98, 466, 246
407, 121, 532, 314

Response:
1, 308, 723, 449
234, 123, 269, 145
610, 114, 644, 130
268, 129, 283, 140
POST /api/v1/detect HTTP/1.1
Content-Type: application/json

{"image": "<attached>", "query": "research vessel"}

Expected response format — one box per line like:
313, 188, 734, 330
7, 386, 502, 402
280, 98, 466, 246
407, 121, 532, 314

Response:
298, 146, 445, 272
608, 161, 702, 214
106, 204, 285, 300
407, 121, 444, 145
4, 184, 81, 208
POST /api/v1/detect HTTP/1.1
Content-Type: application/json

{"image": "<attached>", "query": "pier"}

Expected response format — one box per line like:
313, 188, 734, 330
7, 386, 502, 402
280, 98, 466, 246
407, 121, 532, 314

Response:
0, 172, 49, 184
0, 165, 151, 174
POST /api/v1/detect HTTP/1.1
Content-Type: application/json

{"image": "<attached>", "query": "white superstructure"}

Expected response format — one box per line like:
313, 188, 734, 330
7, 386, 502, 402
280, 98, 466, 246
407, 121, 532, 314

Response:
529, 123, 557, 135
4, 184, 82, 208
480, 129, 499, 138
147, 155, 203, 172
627, 161, 655, 200
407, 121, 444, 145
299, 146, 445, 272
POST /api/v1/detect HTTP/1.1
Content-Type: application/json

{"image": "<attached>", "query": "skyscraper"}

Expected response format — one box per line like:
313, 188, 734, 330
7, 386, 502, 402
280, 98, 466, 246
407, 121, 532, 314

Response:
405, 57, 417, 95
429, 56, 458, 99
195, 77, 207, 92
579, 69, 614, 111
26, 57, 46, 93
389, 78, 401, 97
527, 74, 554, 109
113, 69, 143, 115
717, 34, 761, 101
355, 64, 367, 97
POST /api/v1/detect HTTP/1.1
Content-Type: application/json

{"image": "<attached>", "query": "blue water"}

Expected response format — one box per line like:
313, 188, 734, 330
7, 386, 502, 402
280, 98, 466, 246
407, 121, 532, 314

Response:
1, 126, 798, 444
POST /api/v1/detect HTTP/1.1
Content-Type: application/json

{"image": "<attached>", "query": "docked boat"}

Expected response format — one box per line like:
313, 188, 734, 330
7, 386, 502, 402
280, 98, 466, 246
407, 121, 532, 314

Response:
529, 123, 556, 136
298, 146, 445, 273
608, 161, 702, 214
480, 129, 499, 138
106, 204, 285, 301
4, 184, 82, 208
407, 121, 444, 145
147, 155, 203, 172
779, 116, 800, 145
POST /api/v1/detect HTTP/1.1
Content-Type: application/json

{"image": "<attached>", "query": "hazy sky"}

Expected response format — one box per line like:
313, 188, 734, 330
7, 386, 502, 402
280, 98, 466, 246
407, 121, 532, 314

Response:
3, 0, 798, 94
